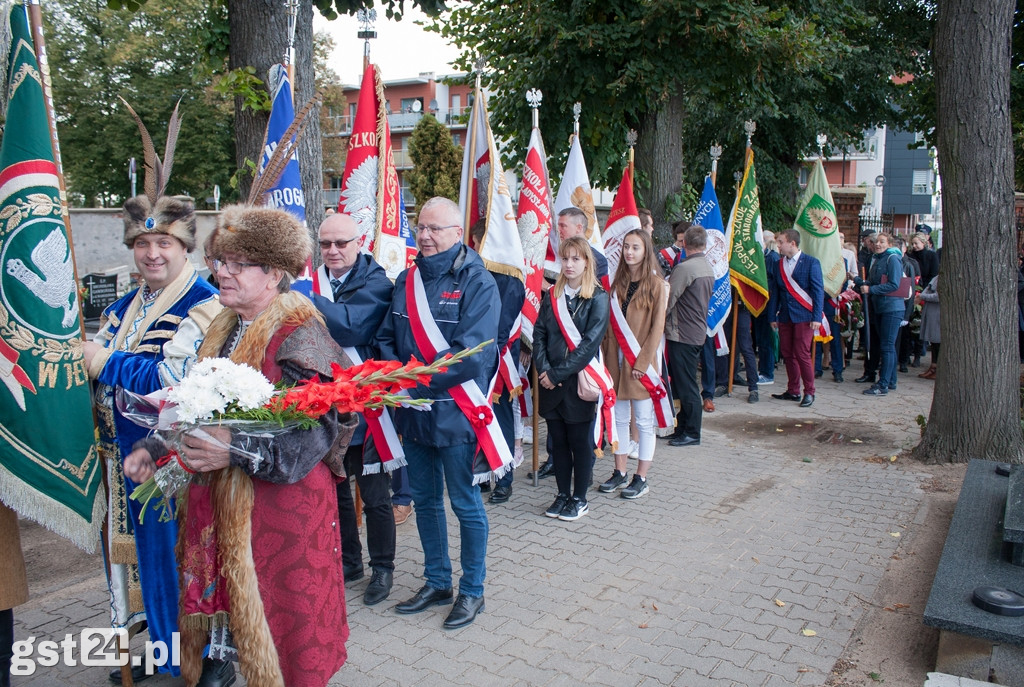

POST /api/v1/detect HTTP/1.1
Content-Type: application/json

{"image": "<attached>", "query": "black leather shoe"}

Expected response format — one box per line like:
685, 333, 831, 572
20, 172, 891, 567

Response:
770, 391, 801, 401
395, 585, 454, 614
489, 484, 512, 503
854, 374, 875, 384
343, 565, 364, 583
799, 394, 814, 408
898, 363, 909, 373
528, 461, 555, 479
109, 664, 153, 685
364, 568, 393, 606
443, 594, 485, 629
196, 658, 235, 687
668, 435, 700, 447
815, 370, 823, 378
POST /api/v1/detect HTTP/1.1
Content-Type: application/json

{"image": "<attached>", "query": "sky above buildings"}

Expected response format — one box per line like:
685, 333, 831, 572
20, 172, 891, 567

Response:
314, 8, 463, 86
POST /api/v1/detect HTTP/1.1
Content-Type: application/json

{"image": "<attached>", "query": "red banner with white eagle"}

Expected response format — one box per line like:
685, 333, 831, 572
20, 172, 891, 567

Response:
516, 126, 553, 344
337, 63, 413, 280
602, 167, 642, 282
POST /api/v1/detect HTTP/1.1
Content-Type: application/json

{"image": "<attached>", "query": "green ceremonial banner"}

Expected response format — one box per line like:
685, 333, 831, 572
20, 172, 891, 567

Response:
793, 157, 846, 298
0, 4, 103, 553
727, 149, 769, 316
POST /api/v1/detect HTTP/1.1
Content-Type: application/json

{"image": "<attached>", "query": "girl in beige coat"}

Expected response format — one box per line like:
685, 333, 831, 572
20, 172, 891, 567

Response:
600, 229, 668, 499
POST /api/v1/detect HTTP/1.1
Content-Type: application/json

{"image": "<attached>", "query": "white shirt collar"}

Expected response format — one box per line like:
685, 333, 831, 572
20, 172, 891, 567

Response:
564, 284, 581, 298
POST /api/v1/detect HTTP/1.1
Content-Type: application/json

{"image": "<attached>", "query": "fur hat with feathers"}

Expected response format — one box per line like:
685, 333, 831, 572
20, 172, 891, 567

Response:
209, 205, 311, 276
122, 195, 197, 251
120, 97, 194, 249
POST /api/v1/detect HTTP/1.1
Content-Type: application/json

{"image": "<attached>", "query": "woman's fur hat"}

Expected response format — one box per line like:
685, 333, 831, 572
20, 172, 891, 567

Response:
208, 204, 311, 276
122, 195, 196, 250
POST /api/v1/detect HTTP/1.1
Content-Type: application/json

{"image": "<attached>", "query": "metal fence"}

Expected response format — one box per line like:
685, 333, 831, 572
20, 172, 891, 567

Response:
858, 213, 894, 236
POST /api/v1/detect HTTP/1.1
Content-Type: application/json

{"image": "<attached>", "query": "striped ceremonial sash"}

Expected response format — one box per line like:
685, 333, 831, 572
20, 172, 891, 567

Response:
490, 314, 523, 401
550, 292, 618, 450
406, 265, 513, 480
313, 265, 405, 472
607, 295, 672, 428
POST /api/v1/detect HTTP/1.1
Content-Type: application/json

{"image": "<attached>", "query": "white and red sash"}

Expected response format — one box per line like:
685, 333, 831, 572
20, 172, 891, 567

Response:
780, 255, 814, 312
607, 296, 672, 428
406, 265, 513, 481
517, 358, 532, 418
312, 265, 405, 472
551, 291, 618, 450
490, 314, 523, 401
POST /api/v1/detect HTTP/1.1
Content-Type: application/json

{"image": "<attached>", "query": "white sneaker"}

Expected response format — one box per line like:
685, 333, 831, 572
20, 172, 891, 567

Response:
523, 425, 533, 444
628, 440, 640, 460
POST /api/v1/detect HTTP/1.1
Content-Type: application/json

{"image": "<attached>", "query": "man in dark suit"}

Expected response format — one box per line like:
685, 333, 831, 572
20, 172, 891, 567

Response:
770, 229, 824, 408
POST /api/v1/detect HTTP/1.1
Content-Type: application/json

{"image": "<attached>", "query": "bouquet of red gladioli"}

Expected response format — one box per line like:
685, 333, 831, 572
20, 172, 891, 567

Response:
121, 343, 487, 522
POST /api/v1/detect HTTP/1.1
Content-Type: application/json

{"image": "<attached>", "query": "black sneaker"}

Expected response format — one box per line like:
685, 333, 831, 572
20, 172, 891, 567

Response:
620, 475, 649, 499
862, 384, 888, 396
545, 493, 570, 518
558, 497, 589, 521
598, 470, 628, 493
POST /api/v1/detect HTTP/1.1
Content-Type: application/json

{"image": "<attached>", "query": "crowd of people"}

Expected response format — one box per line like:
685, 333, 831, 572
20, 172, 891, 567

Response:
0, 179, 945, 687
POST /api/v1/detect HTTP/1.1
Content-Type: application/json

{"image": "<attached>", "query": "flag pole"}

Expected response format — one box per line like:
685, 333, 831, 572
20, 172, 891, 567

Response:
284, 0, 299, 96
464, 57, 485, 233
626, 129, 637, 185
25, 2, 131, 681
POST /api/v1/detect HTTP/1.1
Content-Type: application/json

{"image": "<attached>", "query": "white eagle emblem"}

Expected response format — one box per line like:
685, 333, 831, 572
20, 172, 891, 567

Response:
517, 210, 546, 268
6, 228, 79, 328
340, 155, 379, 247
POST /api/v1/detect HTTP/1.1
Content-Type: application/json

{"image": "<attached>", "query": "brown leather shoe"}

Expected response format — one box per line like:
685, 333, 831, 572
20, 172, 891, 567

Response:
918, 364, 937, 379
702, 398, 715, 412
392, 504, 412, 525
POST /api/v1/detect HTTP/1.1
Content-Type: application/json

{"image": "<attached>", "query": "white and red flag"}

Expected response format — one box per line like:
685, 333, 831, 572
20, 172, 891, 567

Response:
548, 135, 603, 277
601, 167, 642, 282
458, 83, 524, 281
516, 126, 553, 344
335, 63, 413, 281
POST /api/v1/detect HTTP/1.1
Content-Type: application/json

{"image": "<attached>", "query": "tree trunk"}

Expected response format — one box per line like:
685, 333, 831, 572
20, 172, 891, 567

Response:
228, 0, 323, 235
913, 0, 1024, 464
635, 90, 684, 246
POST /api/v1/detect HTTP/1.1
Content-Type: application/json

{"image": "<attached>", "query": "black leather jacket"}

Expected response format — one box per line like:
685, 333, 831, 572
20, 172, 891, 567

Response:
532, 286, 610, 422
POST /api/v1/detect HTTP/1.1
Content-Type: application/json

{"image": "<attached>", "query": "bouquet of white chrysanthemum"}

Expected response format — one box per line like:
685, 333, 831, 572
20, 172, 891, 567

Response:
166, 358, 276, 424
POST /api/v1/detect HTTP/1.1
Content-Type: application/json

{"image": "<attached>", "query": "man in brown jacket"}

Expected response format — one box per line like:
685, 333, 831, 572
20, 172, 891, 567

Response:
664, 226, 715, 447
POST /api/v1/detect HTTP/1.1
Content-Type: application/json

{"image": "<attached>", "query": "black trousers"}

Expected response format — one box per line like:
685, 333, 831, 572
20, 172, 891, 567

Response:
667, 340, 702, 438
337, 442, 396, 572
863, 308, 881, 376
735, 307, 759, 391
546, 417, 594, 501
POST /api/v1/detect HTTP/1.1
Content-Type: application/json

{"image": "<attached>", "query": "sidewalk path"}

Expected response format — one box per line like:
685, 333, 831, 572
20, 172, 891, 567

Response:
13, 366, 937, 686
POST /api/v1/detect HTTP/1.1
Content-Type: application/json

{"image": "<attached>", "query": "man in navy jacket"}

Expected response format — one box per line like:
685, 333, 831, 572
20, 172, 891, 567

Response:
311, 212, 397, 606
770, 229, 824, 407
377, 197, 500, 629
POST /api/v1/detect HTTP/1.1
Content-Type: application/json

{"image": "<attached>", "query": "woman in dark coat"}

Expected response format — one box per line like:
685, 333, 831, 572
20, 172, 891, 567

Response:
533, 236, 610, 522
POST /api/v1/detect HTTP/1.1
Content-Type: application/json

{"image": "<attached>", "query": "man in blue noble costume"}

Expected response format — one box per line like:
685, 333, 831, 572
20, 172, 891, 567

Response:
83, 194, 222, 682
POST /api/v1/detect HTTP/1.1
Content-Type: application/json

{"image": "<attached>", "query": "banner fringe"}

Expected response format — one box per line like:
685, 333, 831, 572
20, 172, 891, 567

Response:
0, 462, 105, 554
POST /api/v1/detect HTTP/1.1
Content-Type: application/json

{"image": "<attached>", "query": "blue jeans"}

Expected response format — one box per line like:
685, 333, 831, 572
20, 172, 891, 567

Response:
405, 441, 489, 598
814, 319, 844, 375
877, 311, 903, 390
391, 465, 412, 506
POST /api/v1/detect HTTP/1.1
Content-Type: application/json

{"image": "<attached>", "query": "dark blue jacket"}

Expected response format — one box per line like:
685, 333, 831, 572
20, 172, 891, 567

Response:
772, 252, 824, 324
490, 271, 526, 365
376, 243, 501, 447
312, 253, 394, 444
764, 249, 780, 312
863, 249, 906, 315
312, 254, 394, 363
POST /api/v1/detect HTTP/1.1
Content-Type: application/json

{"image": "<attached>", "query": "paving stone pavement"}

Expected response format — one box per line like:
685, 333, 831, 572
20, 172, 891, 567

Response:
11, 363, 938, 686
